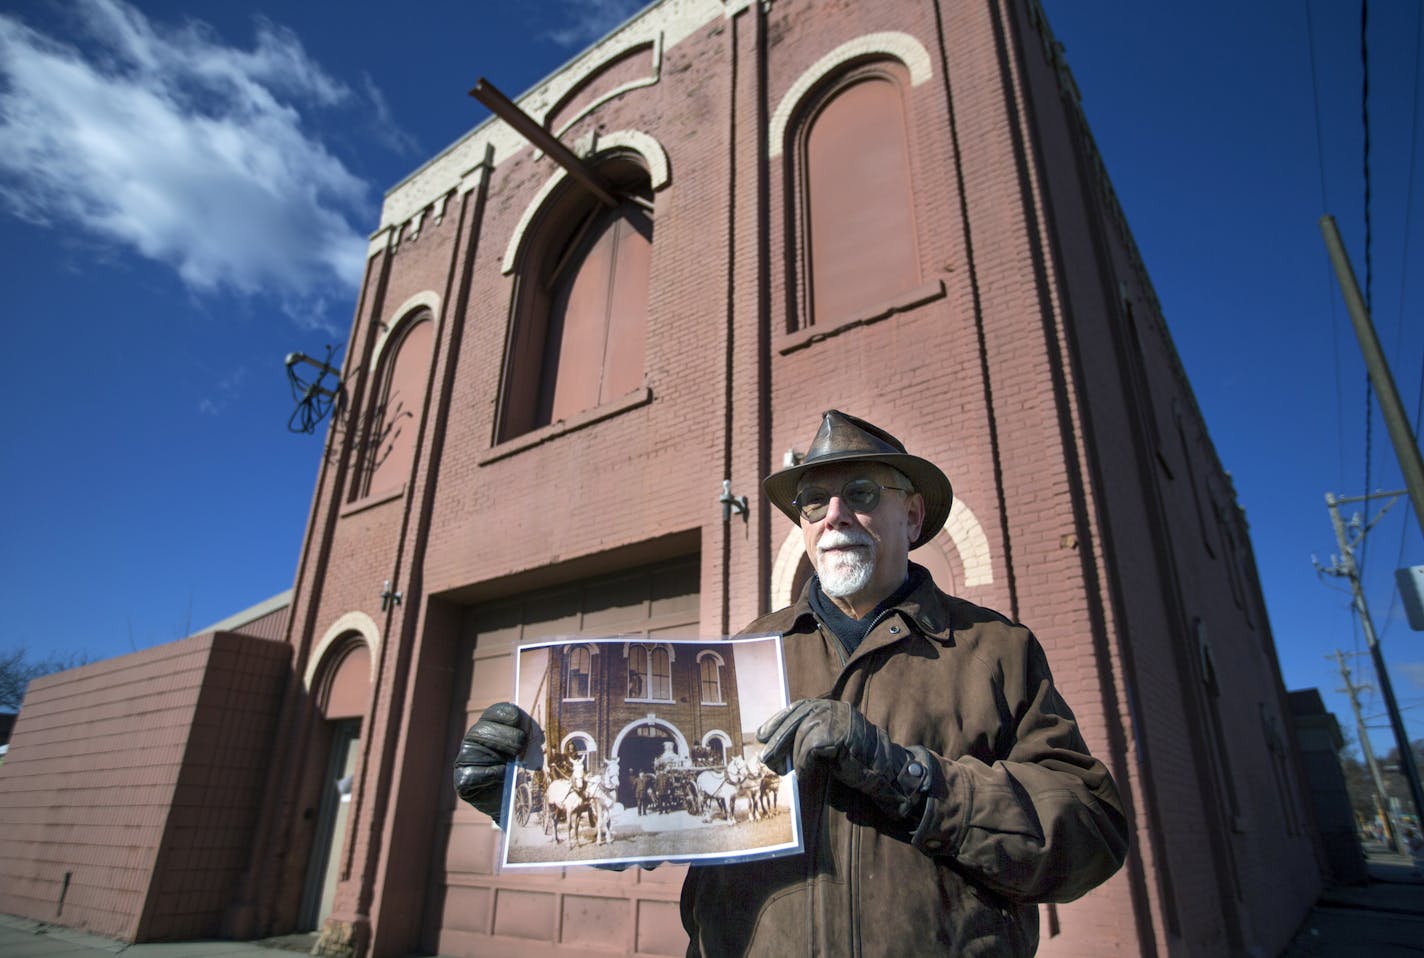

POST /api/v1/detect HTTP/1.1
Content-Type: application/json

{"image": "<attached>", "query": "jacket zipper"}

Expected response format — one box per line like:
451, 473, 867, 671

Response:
797, 612, 905, 956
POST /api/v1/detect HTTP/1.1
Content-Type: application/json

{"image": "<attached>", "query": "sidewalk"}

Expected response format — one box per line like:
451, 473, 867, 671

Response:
1281, 842, 1424, 957
0, 917, 315, 958
3, 847, 1421, 958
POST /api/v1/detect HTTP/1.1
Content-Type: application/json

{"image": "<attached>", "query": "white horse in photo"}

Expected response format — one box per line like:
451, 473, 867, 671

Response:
587, 758, 620, 845
696, 755, 752, 825
544, 755, 592, 846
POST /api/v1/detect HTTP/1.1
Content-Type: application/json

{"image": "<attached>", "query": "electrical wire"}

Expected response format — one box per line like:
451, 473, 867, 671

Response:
1360, 0, 1375, 574
1392, 2, 1422, 367
1306, 0, 1348, 486
1377, 4, 1423, 642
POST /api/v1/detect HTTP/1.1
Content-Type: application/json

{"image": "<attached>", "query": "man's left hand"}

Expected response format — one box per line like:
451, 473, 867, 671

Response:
756, 698, 935, 820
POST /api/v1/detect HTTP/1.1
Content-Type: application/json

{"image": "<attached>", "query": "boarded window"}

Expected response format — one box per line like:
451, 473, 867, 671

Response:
362, 315, 433, 498
499, 160, 652, 441
801, 69, 919, 328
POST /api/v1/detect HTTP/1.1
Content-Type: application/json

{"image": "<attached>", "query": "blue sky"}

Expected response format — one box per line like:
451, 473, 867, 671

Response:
1, 1, 1420, 758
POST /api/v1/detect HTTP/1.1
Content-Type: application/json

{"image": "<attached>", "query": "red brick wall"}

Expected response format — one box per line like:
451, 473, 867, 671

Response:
0, 632, 289, 942
1009, 2, 1322, 954
226, 601, 291, 644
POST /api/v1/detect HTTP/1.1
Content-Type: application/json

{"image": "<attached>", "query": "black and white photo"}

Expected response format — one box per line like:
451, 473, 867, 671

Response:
502, 635, 800, 868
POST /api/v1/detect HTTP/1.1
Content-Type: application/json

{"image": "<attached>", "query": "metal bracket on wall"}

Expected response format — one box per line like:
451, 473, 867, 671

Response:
381, 580, 403, 611
720, 480, 748, 524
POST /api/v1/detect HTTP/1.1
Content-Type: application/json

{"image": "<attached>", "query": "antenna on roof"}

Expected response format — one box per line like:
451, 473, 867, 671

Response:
285, 345, 346, 434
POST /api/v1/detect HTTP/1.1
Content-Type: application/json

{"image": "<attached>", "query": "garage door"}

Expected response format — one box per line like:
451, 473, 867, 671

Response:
433, 556, 699, 958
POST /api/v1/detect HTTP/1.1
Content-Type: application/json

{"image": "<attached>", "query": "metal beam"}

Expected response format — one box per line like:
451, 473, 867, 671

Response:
469, 78, 619, 208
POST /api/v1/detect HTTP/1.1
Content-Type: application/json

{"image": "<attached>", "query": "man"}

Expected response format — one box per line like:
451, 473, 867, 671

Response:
455, 410, 1129, 956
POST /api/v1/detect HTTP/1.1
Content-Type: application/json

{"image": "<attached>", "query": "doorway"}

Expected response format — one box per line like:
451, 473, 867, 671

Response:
300, 719, 361, 930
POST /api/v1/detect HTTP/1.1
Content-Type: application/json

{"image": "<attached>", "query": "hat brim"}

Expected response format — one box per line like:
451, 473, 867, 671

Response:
763, 451, 952, 550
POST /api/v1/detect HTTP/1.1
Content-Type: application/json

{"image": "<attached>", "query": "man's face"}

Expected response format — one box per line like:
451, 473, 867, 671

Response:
797, 462, 925, 609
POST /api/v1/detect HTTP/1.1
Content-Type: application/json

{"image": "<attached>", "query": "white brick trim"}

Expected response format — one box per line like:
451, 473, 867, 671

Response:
768, 31, 934, 159
546, 34, 664, 140
946, 499, 993, 586
770, 527, 808, 609
305, 610, 381, 691
370, 290, 440, 373
379, 0, 723, 232
500, 129, 670, 275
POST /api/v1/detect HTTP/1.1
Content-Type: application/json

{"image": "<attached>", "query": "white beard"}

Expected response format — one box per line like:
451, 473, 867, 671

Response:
817, 529, 875, 598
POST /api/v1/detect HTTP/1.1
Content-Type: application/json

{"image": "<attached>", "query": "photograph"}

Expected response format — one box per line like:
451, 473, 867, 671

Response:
501, 634, 802, 869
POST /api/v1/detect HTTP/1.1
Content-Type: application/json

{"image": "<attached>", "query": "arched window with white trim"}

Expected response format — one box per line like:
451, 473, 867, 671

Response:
697, 651, 724, 704
626, 642, 672, 702
498, 155, 653, 440
357, 310, 434, 499
791, 60, 920, 330
564, 644, 593, 700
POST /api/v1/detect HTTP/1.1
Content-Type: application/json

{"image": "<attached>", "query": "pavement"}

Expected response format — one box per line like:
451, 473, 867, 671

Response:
1, 844, 1420, 958
0, 919, 314, 958
1280, 841, 1424, 957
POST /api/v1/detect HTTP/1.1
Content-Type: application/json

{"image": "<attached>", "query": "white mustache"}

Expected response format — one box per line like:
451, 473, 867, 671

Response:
818, 529, 872, 554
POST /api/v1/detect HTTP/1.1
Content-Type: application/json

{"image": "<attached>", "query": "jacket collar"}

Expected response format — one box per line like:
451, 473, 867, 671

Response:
781, 562, 956, 648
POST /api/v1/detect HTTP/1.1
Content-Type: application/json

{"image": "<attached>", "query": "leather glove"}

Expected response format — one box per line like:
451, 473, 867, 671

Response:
756, 698, 934, 820
453, 702, 528, 826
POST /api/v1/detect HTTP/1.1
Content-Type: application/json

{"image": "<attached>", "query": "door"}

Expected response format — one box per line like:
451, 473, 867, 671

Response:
300, 719, 361, 930
433, 556, 699, 957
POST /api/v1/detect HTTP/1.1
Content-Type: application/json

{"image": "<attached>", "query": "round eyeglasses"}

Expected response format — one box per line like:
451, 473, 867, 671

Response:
791, 478, 911, 523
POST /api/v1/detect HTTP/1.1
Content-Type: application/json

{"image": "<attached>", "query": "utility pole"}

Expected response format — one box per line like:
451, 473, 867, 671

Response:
1332, 650, 1399, 850
1320, 215, 1424, 537
1323, 492, 1424, 831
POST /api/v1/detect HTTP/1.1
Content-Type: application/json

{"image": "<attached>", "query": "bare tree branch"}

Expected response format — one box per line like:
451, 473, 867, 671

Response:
0, 645, 90, 712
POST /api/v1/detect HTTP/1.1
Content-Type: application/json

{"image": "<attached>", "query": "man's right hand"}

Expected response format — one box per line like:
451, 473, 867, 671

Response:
453, 702, 528, 826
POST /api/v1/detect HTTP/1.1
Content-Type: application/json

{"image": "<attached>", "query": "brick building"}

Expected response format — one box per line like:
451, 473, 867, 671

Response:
0, 1, 1325, 956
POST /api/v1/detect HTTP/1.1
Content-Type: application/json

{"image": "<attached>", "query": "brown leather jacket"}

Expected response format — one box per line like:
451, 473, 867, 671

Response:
680, 571, 1129, 956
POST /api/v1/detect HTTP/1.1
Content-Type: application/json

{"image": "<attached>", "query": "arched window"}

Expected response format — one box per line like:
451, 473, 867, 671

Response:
498, 157, 653, 441
698, 652, 724, 704
793, 62, 919, 330
627, 645, 648, 698
626, 642, 672, 701
562, 732, 596, 762
314, 636, 371, 720
649, 646, 670, 700
564, 644, 593, 700
358, 312, 433, 499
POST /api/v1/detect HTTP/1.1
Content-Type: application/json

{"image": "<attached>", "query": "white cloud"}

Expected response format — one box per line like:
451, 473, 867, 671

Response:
541, 0, 648, 48
0, 0, 379, 328
360, 72, 421, 158
198, 365, 248, 416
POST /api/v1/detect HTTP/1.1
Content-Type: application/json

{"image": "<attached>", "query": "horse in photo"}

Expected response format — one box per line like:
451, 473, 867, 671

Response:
696, 755, 751, 825
745, 754, 781, 818
543, 754, 592, 846
588, 757, 620, 845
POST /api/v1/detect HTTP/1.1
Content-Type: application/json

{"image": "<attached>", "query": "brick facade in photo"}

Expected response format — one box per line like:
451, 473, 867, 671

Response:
0, 2, 1326, 955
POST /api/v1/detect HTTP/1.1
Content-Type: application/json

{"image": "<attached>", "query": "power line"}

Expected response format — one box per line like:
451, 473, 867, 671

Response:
1392, 7, 1424, 568
1306, 0, 1348, 485
1391, 1, 1421, 367
1360, 0, 1375, 573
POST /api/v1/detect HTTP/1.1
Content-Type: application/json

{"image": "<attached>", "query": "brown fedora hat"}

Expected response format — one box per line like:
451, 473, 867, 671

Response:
763, 410, 953, 549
